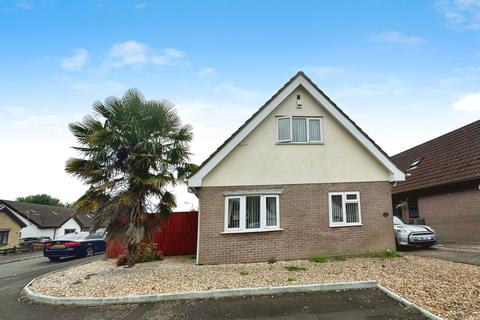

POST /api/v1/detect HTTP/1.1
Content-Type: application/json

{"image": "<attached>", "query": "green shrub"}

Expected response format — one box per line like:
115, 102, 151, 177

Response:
332, 256, 346, 262
285, 265, 307, 272
287, 277, 297, 282
240, 271, 249, 276
312, 256, 327, 263
267, 257, 277, 264
116, 243, 163, 266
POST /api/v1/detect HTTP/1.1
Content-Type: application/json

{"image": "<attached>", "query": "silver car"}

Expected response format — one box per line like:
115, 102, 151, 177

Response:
393, 216, 437, 248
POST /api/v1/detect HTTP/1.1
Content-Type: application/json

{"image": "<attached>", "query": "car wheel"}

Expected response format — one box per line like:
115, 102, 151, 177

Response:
48, 257, 60, 262
395, 238, 401, 250
85, 247, 94, 257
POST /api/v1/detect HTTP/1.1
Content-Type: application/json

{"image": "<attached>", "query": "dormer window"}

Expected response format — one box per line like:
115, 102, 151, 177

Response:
277, 116, 323, 143
408, 158, 423, 171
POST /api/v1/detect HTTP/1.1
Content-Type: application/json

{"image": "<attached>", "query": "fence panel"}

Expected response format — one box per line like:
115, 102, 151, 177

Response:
106, 211, 198, 258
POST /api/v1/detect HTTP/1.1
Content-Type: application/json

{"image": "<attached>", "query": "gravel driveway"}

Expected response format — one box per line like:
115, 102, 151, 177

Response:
30, 255, 480, 320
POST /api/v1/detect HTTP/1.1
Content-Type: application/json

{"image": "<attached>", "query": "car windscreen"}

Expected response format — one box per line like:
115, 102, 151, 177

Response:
86, 231, 105, 239
393, 216, 405, 225
54, 232, 89, 240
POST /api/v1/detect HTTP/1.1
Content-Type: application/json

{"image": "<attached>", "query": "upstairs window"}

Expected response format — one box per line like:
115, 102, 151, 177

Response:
277, 116, 323, 143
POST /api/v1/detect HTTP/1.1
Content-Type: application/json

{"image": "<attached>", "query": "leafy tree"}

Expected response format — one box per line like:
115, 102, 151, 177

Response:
66, 89, 196, 265
63, 202, 77, 208
16, 194, 63, 207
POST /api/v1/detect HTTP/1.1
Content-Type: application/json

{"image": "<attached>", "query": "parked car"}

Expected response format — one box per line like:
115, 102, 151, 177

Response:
393, 216, 437, 248
43, 231, 106, 261
19, 237, 43, 247
37, 236, 52, 244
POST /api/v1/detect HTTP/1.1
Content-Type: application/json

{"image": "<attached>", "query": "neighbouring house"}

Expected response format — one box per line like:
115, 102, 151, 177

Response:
187, 72, 405, 264
0, 205, 27, 249
0, 200, 92, 239
391, 120, 480, 243
73, 213, 97, 231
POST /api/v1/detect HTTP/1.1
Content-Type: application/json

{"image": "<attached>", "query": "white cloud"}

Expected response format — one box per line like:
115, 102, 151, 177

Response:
15, 0, 32, 10
61, 48, 89, 70
198, 67, 216, 76
105, 41, 187, 68
106, 41, 148, 67
436, 0, 480, 30
214, 82, 262, 100
453, 92, 480, 113
0, 106, 26, 117
68, 80, 125, 93
0, 107, 92, 204
336, 78, 408, 97
303, 66, 345, 80
151, 48, 187, 65
370, 31, 425, 45
134, 2, 148, 9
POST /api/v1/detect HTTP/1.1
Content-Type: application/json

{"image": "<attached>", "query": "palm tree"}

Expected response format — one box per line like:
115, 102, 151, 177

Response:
66, 89, 196, 265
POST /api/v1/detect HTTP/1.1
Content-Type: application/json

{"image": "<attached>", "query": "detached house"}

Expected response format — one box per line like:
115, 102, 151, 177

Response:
0, 205, 27, 249
187, 72, 405, 264
0, 200, 88, 239
392, 120, 480, 243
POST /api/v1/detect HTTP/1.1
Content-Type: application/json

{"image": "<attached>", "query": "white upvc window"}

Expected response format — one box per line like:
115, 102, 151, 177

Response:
277, 116, 323, 143
224, 195, 280, 233
328, 192, 362, 227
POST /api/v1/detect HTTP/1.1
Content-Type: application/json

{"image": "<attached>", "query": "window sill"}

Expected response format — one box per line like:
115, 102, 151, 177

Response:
276, 142, 324, 145
329, 223, 363, 228
221, 228, 284, 235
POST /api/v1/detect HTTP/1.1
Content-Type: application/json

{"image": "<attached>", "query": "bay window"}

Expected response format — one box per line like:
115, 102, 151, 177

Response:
277, 116, 323, 143
224, 194, 280, 232
329, 192, 362, 227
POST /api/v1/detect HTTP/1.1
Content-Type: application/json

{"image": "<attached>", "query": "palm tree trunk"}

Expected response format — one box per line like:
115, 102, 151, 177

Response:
126, 242, 138, 266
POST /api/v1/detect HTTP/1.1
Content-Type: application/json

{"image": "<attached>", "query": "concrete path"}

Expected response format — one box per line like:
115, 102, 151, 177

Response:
402, 242, 480, 266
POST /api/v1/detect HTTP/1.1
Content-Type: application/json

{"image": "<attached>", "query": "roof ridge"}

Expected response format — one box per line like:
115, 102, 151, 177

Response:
187, 71, 404, 185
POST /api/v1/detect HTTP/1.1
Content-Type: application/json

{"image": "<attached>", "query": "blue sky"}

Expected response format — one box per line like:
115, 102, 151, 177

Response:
1, 0, 480, 208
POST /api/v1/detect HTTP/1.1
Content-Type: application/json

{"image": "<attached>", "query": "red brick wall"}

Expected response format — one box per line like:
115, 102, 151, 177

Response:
197, 181, 395, 264
418, 188, 480, 243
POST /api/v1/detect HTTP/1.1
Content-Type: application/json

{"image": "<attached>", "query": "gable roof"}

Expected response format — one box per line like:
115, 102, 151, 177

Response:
73, 213, 96, 230
392, 120, 480, 194
0, 205, 27, 228
187, 71, 405, 187
0, 200, 75, 228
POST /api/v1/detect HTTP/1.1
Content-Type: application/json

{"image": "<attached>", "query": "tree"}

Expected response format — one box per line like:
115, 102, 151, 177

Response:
65, 89, 196, 265
16, 194, 63, 206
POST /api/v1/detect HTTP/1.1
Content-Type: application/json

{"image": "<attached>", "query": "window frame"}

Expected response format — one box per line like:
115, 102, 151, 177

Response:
328, 191, 362, 227
276, 116, 324, 144
276, 116, 292, 142
0, 230, 9, 245
64, 229, 76, 235
224, 195, 280, 233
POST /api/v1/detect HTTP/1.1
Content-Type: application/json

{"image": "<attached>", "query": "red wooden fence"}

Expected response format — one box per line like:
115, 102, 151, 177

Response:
106, 211, 198, 258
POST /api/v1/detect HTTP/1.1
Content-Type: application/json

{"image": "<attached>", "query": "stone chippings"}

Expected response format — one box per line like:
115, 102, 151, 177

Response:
30, 255, 480, 320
